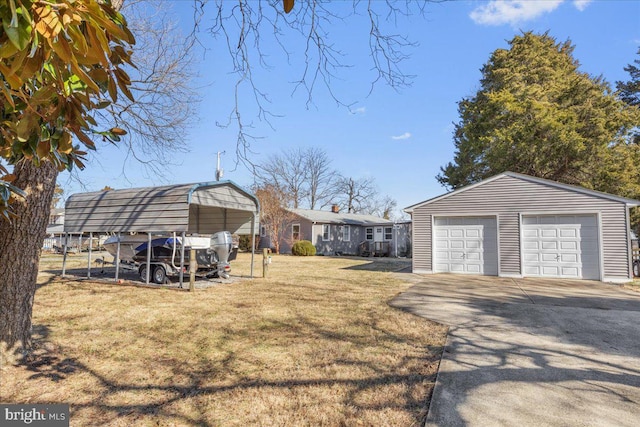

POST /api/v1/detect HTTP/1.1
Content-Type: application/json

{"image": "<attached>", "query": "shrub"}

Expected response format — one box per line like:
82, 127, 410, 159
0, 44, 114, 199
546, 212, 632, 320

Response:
238, 235, 252, 252
292, 240, 316, 256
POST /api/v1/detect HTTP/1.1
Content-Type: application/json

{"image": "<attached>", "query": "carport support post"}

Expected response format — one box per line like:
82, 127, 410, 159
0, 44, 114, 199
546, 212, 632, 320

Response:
62, 233, 68, 277
87, 232, 93, 279
114, 232, 121, 282
179, 232, 185, 288
250, 215, 256, 278
146, 232, 152, 284
189, 249, 196, 292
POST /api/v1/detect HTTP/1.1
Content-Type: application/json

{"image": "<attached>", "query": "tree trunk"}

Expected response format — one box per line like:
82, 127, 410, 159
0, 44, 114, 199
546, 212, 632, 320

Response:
0, 160, 58, 361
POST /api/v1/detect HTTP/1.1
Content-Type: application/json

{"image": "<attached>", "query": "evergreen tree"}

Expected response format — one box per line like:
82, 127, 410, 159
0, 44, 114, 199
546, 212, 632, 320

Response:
617, 48, 640, 144
437, 32, 640, 198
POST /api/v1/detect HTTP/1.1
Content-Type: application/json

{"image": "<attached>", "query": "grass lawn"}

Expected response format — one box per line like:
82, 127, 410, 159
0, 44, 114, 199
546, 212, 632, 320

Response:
1, 252, 447, 426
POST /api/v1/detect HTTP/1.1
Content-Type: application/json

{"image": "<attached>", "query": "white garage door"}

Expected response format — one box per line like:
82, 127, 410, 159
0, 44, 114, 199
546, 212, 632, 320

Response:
521, 214, 600, 280
433, 217, 498, 275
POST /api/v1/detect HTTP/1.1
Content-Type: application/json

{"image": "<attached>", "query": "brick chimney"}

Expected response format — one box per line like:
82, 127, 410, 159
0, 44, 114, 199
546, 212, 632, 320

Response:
331, 204, 340, 213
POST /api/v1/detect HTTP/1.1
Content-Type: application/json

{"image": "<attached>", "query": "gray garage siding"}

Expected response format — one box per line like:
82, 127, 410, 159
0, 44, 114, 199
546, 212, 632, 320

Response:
412, 210, 432, 272
411, 174, 632, 280
499, 213, 520, 275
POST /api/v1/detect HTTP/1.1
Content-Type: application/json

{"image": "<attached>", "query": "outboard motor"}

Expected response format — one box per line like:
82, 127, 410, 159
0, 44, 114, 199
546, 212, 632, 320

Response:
211, 231, 233, 278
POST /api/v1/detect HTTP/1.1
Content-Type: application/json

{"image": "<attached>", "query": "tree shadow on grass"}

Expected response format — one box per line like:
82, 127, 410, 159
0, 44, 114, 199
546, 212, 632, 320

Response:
341, 259, 412, 272
20, 325, 79, 383
16, 315, 443, 426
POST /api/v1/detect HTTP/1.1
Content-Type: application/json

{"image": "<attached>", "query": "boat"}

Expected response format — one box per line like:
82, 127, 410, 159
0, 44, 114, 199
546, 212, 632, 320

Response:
103, 234, 210, 263
102, 232, 237, 283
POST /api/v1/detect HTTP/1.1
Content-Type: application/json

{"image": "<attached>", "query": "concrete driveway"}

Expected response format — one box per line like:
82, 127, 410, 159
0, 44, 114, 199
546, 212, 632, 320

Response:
390, 275, 640, 427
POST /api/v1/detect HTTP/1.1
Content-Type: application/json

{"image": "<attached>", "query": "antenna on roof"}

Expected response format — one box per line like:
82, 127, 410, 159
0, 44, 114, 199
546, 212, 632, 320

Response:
216, 151, 225, 181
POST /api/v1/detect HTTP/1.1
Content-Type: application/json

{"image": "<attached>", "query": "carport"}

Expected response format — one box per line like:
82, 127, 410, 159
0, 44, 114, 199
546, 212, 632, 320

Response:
63, 180, 260, 286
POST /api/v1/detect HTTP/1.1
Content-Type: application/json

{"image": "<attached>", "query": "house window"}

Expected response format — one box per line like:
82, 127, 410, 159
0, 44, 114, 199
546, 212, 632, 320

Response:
343, 225, 350, 242
322, 224, 330, 241
366, 227, 373, 240
292, 224, 300, 241
384, 227, 393, 240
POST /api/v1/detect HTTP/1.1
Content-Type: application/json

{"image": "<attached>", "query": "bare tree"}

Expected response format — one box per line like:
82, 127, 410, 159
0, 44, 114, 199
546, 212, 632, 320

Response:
305, 147, 337, 209
255, 147, 338, 210
97, 0, 200, 179
254, 184, 297, 254
333, 176, 380, 214
375, 196, 398, 220
255, 148, 308, 209
197, 0, 434, 163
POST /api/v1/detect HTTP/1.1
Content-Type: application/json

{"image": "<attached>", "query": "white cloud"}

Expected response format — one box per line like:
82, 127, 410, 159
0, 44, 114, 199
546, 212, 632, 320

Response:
573, 0, 592, 12
470, 0, 563, 26
349, 106, 366, 115
391, 132, 412, 141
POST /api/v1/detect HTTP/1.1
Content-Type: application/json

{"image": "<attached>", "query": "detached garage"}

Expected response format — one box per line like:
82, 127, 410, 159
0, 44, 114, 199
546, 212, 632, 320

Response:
405, 172, 640, 283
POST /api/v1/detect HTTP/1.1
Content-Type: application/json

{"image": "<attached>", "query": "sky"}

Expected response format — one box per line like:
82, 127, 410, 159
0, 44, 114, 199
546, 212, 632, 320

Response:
57, 0, 640, 218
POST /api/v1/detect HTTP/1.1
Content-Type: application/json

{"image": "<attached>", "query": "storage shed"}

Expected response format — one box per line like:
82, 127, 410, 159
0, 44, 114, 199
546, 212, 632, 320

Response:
405, 172, 640, 283
64, 180, 260, 279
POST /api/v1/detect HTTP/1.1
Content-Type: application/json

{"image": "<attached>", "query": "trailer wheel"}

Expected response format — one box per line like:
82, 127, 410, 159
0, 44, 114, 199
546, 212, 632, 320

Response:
153, 265, 167, 284
633, 260, 640, 278
139, 265, 149, 282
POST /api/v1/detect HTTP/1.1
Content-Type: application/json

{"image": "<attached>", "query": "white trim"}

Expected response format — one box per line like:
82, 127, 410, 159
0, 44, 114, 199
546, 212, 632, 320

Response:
499, 273, 523, 278
322, 224, 330, 241
413, 268, 433, 274
343, 224, 350, 242
507, 172, 640, 206
597, 212, 605, 282
519, 211, 602, 281
430, 215, 435, 273
518, 212, 523, 277
625, 206, 633, 279
431, 214, 499, 276
405, 174, 506, 213
496, 214, 502, 276
384, 226, 393, 241
516, 210, 602, 216
365, 227, 373, 241
404, 171, 640, 213
603, 277, 634, 284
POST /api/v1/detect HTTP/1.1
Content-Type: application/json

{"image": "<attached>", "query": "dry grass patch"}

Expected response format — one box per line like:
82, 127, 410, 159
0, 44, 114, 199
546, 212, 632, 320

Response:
2, 253, 446, 426
624, 280, 640, 292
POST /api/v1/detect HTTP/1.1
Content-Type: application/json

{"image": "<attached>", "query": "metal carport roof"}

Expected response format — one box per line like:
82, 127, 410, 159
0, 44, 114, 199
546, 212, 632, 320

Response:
64, 180, 260, 234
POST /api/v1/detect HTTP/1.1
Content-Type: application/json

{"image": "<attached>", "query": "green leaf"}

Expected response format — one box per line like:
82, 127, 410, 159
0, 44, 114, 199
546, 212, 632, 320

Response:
2, 11, 32, 51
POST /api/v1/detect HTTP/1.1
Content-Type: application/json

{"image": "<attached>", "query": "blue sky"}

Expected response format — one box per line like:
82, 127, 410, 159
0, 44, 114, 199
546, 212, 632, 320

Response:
59, 0, 640, 217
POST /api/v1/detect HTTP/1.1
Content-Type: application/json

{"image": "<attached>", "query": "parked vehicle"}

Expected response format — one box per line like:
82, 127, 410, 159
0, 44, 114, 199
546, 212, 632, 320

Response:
103, 231, 237, 283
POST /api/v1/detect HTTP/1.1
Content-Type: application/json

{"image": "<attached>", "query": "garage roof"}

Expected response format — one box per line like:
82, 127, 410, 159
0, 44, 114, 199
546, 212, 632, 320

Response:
405, 171, 640, 213
64, 181, 260, 234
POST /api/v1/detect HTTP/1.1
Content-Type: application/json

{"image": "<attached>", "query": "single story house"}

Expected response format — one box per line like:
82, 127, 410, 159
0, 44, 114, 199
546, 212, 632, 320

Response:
405, 172, 640, 283
261, 206, 411, 257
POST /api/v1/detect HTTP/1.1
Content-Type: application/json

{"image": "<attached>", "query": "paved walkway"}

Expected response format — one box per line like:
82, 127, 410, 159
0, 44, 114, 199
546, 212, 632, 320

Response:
390, 275, 640, 427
